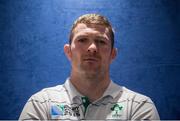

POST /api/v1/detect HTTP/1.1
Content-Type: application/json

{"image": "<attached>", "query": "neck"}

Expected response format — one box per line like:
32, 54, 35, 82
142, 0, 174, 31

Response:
70, 71, 110, 102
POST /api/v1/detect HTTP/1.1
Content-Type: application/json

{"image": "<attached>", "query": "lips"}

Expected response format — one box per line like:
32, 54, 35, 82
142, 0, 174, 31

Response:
83, 57, 99, 62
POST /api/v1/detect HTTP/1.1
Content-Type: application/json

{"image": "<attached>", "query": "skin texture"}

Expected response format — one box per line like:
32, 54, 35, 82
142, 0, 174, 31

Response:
64, 23, 117, 102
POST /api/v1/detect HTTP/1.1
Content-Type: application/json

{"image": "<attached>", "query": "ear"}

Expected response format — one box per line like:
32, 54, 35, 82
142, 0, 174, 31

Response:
110, 47, 117, 63
64, 44, 72, 61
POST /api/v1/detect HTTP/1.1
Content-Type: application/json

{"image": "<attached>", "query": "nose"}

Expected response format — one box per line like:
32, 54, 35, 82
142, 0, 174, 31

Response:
87, 42, 97, 53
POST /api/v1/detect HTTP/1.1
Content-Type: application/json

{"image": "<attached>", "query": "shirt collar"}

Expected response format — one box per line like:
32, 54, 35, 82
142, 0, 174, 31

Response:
102, 80, 122, 99
64, 78, 122, 102
64, 78, 83, 102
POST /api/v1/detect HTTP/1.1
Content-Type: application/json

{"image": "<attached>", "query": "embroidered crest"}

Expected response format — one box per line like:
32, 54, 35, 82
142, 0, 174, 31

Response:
111, 103, 123, 118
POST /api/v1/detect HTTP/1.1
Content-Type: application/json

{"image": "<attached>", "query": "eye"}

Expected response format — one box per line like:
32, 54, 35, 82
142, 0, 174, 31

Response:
100, 40, 106, 44
97, 39, 106, 45
78, 38, 87, 43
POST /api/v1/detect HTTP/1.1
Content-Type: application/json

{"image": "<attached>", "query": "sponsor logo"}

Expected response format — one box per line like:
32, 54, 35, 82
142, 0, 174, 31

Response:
51, 104, 80, 118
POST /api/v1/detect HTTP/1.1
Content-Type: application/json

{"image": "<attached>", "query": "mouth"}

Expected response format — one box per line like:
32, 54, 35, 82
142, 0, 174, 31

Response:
83, 58, 99, 62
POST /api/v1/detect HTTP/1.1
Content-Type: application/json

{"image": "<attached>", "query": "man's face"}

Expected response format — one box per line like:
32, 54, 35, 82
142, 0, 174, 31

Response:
65, 23, 116, 77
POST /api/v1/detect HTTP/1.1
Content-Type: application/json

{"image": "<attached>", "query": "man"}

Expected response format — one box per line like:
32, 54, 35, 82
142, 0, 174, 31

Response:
19, 13, 160, 120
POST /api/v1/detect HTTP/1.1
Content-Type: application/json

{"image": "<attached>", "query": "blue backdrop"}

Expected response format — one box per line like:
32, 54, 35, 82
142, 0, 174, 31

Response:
0, 0, 180, 119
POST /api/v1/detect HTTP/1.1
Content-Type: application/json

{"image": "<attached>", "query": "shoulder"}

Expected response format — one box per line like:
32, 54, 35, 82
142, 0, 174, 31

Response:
120, 87, 160, 119
122, 87, 150, 101
122, 87, 152, 103
114, 84, 153, 104
28, 84, 66, 102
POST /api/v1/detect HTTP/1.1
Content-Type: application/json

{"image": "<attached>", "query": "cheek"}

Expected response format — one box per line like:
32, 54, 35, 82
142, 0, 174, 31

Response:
101, 47, 111, 55
71, 46, 82, 60
101, 49, 112, 62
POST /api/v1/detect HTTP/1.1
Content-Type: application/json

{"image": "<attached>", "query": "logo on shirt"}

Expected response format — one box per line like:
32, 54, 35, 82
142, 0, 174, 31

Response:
51, 104, 80, 118
111, 103, 123, 118
51, 104, 64, 116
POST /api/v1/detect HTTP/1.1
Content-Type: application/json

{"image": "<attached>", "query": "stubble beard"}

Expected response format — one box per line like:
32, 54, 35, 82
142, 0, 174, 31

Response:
79, 62, 106, 81
71, 53, 108, 81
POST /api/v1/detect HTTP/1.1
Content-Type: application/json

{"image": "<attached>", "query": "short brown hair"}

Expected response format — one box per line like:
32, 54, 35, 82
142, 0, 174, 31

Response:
69, 13, 114, 48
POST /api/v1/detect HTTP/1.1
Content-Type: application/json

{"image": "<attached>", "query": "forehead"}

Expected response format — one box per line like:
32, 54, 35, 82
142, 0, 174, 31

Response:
72, 23, 111, 39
